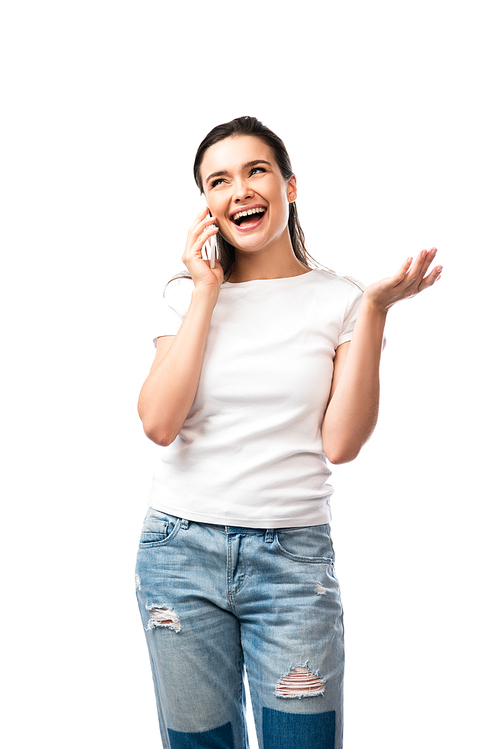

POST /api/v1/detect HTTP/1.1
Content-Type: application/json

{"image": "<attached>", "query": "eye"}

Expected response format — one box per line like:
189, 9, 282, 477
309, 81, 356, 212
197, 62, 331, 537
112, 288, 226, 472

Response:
210, 178, 225, 189
250, 166, 266, 176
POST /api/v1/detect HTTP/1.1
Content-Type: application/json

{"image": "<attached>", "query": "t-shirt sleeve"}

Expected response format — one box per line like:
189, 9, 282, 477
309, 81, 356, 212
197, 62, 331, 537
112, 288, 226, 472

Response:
337, 278, 365, 346
336, 276, 387, 350
152, 276, 194, 348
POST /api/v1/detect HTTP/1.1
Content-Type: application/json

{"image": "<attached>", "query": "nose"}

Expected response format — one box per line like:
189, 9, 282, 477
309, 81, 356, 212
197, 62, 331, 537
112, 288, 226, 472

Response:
233, 176, 254, 203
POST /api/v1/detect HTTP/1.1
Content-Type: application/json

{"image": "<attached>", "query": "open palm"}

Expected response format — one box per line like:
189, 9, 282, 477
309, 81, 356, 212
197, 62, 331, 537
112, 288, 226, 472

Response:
364, 248, 443, 313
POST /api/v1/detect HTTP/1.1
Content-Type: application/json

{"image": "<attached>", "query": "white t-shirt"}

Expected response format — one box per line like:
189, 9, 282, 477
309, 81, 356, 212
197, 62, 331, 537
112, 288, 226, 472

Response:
148, 268, 364, 528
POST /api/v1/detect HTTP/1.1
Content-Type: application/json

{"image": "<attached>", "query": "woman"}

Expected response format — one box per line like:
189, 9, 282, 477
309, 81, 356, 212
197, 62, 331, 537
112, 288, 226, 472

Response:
135, 116, 442, 749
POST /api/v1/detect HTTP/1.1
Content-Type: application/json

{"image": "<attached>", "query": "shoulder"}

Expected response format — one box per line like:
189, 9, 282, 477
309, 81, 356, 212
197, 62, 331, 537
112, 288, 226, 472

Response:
308, 269, 365, 306
311, 268, 364, 291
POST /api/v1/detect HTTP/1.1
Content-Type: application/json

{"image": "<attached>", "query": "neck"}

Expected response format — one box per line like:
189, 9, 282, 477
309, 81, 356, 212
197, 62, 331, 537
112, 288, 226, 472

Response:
227, 240, 311, 283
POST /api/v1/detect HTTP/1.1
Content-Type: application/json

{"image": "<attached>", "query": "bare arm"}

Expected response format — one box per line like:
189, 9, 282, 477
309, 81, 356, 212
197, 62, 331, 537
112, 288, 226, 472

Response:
322, 249, 443, 464
138, 287, 219, 445
137, 207, 222, 446
322, 300, 386, 464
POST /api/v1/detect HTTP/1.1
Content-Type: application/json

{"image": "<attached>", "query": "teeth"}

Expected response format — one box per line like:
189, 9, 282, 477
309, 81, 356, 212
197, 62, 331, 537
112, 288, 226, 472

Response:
233, 207, 266, 221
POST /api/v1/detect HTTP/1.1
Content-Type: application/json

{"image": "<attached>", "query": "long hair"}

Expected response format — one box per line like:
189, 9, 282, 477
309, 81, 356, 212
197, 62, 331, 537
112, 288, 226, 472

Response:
164, 117, 362, 296
191, 115, 320, 280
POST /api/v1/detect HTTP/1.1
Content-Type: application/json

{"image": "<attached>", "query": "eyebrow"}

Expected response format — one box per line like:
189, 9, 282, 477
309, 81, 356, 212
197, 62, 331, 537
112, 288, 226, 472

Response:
205, 160, 273, 186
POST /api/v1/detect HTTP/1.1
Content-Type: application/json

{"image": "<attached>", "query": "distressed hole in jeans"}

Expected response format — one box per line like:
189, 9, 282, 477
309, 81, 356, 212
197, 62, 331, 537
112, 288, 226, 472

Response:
146, 606, 181, 632
276, 666, 325, 698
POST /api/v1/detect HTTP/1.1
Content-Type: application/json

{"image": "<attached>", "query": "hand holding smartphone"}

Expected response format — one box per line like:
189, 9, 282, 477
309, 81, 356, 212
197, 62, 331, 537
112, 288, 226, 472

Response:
204, 235, 216, 268
202, 209, 217, 268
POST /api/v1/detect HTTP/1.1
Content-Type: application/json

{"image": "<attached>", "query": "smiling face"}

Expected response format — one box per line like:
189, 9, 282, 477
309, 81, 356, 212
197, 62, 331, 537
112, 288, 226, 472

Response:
199, 135, 297, 256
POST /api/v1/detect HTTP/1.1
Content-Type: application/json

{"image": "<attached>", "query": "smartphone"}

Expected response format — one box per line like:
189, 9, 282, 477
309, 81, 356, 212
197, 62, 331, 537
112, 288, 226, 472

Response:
203, 209, 217, 268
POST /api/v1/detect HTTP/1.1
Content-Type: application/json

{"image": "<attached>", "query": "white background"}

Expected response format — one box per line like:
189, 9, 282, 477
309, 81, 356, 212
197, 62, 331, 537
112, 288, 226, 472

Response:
1, 1, 498, 747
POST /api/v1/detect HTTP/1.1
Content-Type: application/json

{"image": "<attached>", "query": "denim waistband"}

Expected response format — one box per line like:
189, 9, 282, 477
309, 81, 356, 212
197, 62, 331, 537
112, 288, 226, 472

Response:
199, 522, 275, 540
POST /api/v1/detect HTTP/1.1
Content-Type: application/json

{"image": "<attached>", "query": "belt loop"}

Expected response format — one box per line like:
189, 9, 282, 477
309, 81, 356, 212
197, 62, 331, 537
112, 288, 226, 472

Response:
181, 518, 189, 530
265, 529, 274, 543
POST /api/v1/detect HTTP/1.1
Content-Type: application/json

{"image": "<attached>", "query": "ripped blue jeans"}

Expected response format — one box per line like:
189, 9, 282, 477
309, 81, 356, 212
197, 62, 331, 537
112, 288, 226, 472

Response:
135, 509, 345, 749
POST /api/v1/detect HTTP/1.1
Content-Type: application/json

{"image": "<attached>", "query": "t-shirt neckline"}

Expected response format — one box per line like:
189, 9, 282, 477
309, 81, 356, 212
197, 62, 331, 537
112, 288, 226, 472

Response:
222, 269, 317, 287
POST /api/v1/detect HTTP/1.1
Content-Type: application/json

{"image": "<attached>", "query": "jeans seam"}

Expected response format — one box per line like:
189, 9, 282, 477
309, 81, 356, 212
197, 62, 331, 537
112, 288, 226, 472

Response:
273, 536, 333, 564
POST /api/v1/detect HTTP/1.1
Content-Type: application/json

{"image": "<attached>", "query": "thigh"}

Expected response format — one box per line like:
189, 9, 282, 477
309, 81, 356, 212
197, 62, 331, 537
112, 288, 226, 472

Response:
135, 509, 249, 749
239, 525, 344, 749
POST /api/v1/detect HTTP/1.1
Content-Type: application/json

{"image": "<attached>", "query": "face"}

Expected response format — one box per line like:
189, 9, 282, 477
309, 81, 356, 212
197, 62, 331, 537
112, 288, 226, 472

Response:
199, 135, 297, 255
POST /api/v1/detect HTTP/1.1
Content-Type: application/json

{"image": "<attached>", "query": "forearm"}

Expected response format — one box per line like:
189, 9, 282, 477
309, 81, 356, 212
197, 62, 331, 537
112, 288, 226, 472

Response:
322, 296, 387, 463
138, 286, 218, 446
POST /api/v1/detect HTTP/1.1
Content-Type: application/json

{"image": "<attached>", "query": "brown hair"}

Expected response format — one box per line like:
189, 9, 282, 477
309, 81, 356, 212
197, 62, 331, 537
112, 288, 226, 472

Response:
193, 115, 320, 279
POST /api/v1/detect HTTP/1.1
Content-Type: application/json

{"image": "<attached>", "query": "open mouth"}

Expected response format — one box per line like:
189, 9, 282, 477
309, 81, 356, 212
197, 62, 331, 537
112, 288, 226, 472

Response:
231, 207, 267, 228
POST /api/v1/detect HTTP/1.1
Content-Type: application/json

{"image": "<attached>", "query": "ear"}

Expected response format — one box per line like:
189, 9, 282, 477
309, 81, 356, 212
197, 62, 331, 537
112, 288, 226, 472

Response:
287, 175, 297, 203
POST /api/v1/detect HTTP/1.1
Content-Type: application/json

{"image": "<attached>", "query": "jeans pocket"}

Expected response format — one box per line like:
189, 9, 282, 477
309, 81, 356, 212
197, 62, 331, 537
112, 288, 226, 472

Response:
139, 508, 181, 548
274, 524, 335, 564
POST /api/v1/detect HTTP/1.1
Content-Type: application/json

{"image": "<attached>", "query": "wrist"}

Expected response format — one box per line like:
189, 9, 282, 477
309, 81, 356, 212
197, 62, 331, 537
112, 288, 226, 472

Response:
361, 294, 390, 319
191, 284, 220, 309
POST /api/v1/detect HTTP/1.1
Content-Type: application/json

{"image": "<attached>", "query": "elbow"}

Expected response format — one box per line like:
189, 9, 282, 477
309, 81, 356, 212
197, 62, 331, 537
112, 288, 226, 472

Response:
323, 418, 377, 464
139, 414, 177, 447
143, 424, 175, 447
147, 430, 174, 447
138, 397, 178, 447
322, 434, 363, 464
324, 445, 361, 465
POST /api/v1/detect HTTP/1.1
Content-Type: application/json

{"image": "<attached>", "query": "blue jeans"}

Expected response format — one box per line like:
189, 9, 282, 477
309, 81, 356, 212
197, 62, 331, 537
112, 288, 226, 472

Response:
135, 508, 345, 749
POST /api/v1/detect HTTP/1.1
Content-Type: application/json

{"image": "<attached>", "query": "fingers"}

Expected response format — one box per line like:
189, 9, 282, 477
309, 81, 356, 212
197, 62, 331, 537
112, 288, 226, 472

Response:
394, 257, 413, 285
415, 248, 443, 290
408, 248, 434, 278
182, 208, 221, 287
185, 211, 219, 268
403, 248, 442, 288
419, 260, 443, 290
366, 248, 443, 312
198, 220, 219, 248
189, 208, 219, 245
190, 205, 210, 227
199, 213, 219, 242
